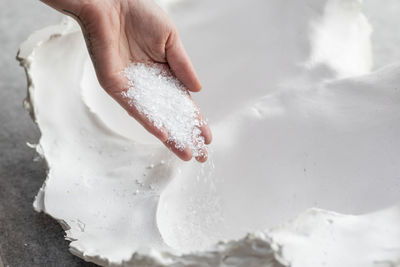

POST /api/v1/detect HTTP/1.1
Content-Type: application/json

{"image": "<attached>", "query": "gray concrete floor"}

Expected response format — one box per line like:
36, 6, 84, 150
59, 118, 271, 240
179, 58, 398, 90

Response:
0, 1, 96, 266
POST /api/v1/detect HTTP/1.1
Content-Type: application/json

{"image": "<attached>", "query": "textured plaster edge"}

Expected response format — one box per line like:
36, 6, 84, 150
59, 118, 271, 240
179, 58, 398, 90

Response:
16, 18, 288, 267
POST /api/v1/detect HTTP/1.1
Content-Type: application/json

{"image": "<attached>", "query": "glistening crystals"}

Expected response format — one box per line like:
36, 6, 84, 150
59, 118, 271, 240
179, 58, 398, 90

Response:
123, 63, 206, 158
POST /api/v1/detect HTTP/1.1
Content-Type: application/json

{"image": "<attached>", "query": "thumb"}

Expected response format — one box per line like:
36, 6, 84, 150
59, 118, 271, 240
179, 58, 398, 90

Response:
165, 31, 202, 92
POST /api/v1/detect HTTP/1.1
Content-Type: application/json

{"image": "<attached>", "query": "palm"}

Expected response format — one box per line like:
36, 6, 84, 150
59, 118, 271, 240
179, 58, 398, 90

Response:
74, 0, 211, 161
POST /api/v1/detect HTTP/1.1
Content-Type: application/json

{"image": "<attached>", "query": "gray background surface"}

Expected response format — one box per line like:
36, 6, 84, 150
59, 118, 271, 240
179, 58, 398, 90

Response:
0, 1, 96, 266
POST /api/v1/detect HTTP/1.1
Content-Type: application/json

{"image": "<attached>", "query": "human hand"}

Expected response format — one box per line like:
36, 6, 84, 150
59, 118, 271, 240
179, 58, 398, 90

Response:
41, 0, 212, 162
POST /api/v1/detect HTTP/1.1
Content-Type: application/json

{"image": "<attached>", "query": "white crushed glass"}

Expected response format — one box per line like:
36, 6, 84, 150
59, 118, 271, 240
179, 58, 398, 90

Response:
122, 63, 206, 158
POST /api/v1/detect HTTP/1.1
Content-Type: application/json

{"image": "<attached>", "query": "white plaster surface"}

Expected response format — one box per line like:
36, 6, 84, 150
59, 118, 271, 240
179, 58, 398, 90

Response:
18, 0, 400, 266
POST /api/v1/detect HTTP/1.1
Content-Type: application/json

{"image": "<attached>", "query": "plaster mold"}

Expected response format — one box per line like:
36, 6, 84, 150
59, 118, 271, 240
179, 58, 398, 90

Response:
18, 0, 400, 266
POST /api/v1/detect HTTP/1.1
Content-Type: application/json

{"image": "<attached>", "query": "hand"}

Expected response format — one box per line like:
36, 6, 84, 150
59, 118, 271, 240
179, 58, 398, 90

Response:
41, 0, 212, 162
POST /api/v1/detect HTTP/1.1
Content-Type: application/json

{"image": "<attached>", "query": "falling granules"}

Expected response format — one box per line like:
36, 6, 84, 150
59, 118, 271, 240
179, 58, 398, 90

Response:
122, 63, 206, 158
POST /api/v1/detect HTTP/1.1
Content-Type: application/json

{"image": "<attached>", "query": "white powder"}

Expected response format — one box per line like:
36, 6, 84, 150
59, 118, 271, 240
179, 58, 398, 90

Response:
123, 63, 206, 158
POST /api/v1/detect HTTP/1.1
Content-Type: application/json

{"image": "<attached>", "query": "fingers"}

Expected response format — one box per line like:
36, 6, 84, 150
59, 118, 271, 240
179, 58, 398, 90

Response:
132, 111, 210, 163
188, 93, 212, 145
195, 152, 208, 163
198, 115, 212, 145
193, 115, 211, 162
194, 142, 208, 162
164, 140, 192, 161
166, 32, 202, 92
164, 138, 208, 162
